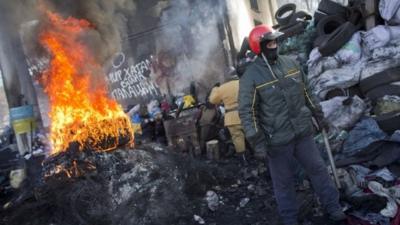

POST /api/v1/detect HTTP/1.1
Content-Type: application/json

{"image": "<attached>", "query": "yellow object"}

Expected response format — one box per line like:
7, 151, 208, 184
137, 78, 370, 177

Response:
11, 118, 36, 134
183, 95, 196, 109
132, 123, 142, 135
209, 80, 241, 126
227, 125, 246, 153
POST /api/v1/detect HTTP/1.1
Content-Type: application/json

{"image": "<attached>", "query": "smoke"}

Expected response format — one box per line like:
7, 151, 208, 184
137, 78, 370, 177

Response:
41, 0, 136, 64
4, 0, 136, 76
156, 0, 226, 99
226, 1, 253, 52
2, 0, 231, 105
0, 0, 38, 38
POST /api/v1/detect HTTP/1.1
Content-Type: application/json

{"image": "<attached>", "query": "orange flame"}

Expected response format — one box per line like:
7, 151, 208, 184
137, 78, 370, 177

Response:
39, 11, 134, 155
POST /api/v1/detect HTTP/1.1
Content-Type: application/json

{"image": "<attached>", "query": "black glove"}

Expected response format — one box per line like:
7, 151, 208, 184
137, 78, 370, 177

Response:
247, 132, 268, 161
313, 109, 330, 132
253, 147, 267, 161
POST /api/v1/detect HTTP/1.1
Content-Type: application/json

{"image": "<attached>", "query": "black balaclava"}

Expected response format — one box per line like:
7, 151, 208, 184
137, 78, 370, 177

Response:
260, 40, 278, 62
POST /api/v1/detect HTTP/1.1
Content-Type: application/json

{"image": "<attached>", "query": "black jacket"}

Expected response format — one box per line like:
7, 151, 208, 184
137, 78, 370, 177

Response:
239, 55, 319, 148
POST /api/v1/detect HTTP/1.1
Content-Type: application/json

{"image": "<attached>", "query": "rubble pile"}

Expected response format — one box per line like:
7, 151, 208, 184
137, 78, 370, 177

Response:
2, 147, 208, 225
1, 143, 341, 225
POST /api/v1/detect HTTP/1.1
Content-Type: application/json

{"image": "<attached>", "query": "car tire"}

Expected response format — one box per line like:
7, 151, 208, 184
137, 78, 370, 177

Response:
374, 111, 400, 134
318, 22, 358, 56
275, 3, 296, 26
317, 15, 347, 36
325, 85, 363, 100
365, 83, 400, 102
318, 0, 349, 18
360, 67, 400, 94
314, 10, 329, 26
279, 22, 306, 39
289, 11, 312, 24
314, 35, 327, 47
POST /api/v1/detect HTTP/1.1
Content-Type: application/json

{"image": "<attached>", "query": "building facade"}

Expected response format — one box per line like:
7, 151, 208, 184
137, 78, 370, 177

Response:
225, 0, 278, 55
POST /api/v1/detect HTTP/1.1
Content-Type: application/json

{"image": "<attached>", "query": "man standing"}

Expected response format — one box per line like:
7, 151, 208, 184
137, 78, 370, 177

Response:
238, 25, 346, 225
209, 68, 247, 164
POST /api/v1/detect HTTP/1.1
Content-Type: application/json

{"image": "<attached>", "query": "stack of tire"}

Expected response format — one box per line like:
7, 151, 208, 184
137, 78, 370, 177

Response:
359, 67, 400, 134
274, 3, 312, 40
313, 0, 365, 56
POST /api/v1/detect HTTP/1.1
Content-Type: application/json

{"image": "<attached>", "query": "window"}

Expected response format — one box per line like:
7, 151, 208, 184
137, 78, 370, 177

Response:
250, 0, 259, 11
253, 19, 262, 26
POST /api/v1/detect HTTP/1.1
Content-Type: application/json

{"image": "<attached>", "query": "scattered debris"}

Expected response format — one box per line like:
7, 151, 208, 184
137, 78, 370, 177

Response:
194, 215, 205, 224
205, 190, 219, 211
239, 197, 250, 208
247, 184, 256, 192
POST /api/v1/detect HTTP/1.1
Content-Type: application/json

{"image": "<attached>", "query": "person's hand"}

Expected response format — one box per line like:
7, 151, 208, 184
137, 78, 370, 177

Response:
318, 118, 330, 132
213, 82, 220, 87
247, 132, 268, 161
254, 148, 267, 161
313, 109, 330, 132
252, 139, 268, 161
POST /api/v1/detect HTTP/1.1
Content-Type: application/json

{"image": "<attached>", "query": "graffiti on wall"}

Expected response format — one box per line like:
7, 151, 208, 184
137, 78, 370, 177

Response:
107, 52, 161, 103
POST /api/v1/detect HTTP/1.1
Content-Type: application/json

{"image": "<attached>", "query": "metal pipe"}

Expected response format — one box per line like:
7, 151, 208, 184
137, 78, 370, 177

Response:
322, 129, 341, 189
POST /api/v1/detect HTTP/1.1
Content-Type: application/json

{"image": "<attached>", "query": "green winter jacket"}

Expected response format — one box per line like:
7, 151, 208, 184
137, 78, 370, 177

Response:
238, 55, 319, 147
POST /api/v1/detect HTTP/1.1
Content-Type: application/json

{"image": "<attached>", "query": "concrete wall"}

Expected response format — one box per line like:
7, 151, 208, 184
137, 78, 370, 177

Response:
0, 70, 10, 130
0, 2, 41, 126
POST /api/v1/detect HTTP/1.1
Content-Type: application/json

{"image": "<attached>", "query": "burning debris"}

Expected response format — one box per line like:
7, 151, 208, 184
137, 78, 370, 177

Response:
38, 9, 134, 154
42, 147, 97, 179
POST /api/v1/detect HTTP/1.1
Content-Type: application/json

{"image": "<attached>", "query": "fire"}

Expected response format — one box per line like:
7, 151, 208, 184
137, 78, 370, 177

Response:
39, 11, 134, 155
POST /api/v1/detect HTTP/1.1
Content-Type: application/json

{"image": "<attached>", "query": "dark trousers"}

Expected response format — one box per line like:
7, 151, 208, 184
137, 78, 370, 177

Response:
267, 135, 341, 225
